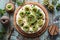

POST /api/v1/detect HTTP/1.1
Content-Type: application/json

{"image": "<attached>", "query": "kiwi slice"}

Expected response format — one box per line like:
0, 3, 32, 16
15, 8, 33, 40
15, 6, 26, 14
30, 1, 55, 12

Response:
23, 25, 29, 32
38, 19, 43, 26
32, 26, 38, 32
36, 10, 43, 19
43, 0, 49, 6
6, 4, 12, 10
27, 15, 36, 24
25, 6, 30, 11
48, 4, 54, 12
32, 6, 38, 12
31, 20, 37, 26
19, 11, 25, 18
18, 19, 24, 26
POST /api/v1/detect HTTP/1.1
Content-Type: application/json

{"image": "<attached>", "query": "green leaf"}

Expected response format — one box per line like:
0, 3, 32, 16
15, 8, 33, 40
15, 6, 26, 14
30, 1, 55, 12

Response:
52, 0, 59, 5
56, 4, 60, 11
0, 9, 6, 16
17, 1, 23, 6
12, 0, 16, 3
12, 0, 25, 6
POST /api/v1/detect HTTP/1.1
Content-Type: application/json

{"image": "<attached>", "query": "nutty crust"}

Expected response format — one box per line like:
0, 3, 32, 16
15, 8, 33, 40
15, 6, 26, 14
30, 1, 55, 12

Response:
5, 2, 15, 13
14, 2, 49, 38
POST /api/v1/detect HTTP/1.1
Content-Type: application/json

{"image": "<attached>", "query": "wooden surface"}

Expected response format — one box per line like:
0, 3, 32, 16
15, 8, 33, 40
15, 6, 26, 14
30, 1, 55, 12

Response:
0, 0, 60, 40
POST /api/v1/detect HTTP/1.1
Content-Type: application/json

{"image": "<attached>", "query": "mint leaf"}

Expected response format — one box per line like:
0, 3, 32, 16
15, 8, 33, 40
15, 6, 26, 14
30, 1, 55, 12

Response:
12, 0, 25, 6
0, 9, 6, 16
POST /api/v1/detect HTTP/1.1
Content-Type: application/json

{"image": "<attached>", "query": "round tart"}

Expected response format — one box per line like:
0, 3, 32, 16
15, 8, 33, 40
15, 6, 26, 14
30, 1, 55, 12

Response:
14, 2, 49, 38
5, 2, 15, 13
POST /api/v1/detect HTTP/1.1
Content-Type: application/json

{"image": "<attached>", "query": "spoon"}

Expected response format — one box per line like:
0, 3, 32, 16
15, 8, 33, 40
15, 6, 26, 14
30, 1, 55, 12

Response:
7, 27, 14, 40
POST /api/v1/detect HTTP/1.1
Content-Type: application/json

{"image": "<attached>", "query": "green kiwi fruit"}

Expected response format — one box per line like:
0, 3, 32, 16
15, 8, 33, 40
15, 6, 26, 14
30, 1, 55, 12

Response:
30, 20, 37, 26
18, 19, 24, 26
25, 6, 30, 11
36, 10, 43, 19
38, 19, 43, 26
27, 15, 36, 24
48, 4, 54, 12
6, 4, 12, 10
23, 25, 29, 32
43, 0, 49, 6
32, 26, 38, 32
5, 3, 15, 13
19, 11, 25, 18
32, 7, 38, 12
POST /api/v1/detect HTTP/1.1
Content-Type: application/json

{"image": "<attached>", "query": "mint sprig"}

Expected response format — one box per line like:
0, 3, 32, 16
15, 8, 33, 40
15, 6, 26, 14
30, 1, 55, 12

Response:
12, 0, 25, 6
0, 9, 6, 17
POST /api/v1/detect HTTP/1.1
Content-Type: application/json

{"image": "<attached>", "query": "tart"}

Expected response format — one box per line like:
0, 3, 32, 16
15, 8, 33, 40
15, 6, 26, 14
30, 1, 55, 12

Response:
14, 2, 49, 37
5, 2, 15, 13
